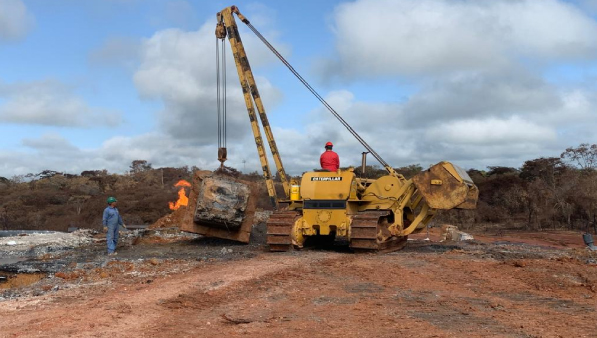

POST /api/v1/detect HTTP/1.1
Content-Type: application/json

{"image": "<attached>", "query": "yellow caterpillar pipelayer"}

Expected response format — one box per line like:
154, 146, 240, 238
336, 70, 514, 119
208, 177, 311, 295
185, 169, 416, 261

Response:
186, 6, 479, 252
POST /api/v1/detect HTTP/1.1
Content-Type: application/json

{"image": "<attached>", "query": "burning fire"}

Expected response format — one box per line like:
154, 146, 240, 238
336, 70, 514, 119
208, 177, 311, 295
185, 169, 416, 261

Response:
169, 180, 192, 210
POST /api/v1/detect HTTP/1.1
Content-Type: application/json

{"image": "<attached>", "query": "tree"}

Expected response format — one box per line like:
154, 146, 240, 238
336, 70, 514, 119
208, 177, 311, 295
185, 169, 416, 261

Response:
487, 166, 518, 176
10, 174, 26, 184
352, 165, 386, 179
69, 195, 89, 215
519, 157, 567, 184
241, 171, 263, 182
573, 170, 597, 230
130, 160, 152, 174
466, 169, 486, 183
81, 170, 105, 177
0, 207, 10, 230
395, 164, 423, 179
520, 157, 575, 228
37, 170, 62, 179
561, 143, 597, 171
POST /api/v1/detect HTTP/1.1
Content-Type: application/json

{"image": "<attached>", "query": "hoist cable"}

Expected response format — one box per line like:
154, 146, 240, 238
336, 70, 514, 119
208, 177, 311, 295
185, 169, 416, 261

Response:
216, 38, 221, 148
216, 38, 228, 149
244, 23, 391, 169
222, 40, 227, 148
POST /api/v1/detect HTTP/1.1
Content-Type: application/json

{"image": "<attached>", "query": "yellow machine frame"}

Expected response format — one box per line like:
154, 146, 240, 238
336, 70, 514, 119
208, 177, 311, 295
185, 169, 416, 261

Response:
214, 6, 478, 251
216, 6, 290, 207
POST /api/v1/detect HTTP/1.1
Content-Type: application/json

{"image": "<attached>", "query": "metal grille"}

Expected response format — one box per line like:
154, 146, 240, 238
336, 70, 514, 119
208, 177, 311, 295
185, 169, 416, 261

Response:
303, 200, 347, 209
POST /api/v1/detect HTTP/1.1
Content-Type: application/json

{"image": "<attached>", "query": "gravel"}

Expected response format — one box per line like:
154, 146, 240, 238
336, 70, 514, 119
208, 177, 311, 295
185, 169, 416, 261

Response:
0, 230, 94, 258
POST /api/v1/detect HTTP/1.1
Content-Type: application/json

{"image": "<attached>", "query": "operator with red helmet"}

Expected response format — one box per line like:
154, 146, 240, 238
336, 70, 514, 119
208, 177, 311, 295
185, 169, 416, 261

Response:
320, 141, 340, 171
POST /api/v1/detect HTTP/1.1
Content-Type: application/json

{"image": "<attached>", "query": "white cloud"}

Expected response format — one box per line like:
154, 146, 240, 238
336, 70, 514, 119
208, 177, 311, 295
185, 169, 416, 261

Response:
579, 0, 597, 14
22, 133, 78, 152
98, 132, 217, 169
2, 82, 595, 177
0, 80, 123, 127
89, 37, 141, 68
133, 20, 288, 144
401, 69, 560, 126
163, 1, 197, 28
0, 6, 292, 177
0, 0, 34, 42
0, 132, 220, 178
425, 117, 557, 145
266, 86, 597, 173
322, 0, 597, 78
2, 2, 596, 178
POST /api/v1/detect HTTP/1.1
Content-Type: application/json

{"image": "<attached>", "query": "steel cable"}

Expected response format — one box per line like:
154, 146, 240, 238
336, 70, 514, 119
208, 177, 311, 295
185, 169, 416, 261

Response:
216, 38, 221, 148
216, 38, 228, 148
245, 23, 391, 169
222, 40, 227, 148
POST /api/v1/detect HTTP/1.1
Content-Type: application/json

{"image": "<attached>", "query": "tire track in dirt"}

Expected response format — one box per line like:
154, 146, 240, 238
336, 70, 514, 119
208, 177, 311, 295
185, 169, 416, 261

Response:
380, 251, 597, 337
138, 252, 532, 338
1, 246, 596, 337
0, 253, 343, 338
145, 250, 593, 338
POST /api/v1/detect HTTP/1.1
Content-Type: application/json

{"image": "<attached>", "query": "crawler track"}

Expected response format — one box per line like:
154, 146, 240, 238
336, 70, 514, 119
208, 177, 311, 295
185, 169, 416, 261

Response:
267, 210, 407, 252
349, 211, 407, 252
266, 210, 301, 252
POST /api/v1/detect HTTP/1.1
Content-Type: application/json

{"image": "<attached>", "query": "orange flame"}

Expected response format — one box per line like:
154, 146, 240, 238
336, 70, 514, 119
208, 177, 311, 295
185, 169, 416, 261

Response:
174, 180, 191, 188
169, 180, 191, 210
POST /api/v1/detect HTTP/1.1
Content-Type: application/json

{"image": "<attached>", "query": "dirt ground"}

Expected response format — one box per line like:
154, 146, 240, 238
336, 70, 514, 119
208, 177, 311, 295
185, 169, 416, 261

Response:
1, 225, 596, 338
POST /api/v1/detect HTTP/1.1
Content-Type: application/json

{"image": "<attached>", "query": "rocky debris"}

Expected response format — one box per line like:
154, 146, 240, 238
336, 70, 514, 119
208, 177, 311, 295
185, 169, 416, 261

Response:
0, 230, 94, 257
440, 224, 474, 242
148, 258, 161, 266
253, 210, 272, 225
0, 256, 200, 301
220, 247, 233, 255
248, 220, 268, 246
133, 228, 200, 245
150, 207, 187, 229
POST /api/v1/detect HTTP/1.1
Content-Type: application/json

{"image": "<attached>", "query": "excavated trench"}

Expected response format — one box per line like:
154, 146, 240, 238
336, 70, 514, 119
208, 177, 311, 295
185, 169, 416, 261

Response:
0, 272, 45, 290
0, 230, 99, 293
0, 256, 43, 291
0, 223, 267, 297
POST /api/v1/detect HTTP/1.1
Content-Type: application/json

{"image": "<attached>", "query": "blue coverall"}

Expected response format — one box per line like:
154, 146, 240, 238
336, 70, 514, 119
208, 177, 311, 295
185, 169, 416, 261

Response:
102, 206, 123, 254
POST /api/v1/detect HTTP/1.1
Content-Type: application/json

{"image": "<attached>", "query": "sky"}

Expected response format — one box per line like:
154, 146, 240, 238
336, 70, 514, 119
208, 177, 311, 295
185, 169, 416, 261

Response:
0, 0, 596, 178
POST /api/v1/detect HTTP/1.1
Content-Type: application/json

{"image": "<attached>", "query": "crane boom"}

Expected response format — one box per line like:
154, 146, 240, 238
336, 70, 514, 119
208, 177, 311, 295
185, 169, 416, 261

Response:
216, 6, 290, 206
220, 6, 397, 176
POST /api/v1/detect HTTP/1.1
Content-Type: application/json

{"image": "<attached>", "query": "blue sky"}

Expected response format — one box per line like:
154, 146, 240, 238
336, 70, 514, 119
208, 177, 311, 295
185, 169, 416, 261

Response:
1, 0, 596, 177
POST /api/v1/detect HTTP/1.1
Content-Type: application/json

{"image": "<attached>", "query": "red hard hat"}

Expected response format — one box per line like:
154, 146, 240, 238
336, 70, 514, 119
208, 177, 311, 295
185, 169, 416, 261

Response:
325, 141, 333, 147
